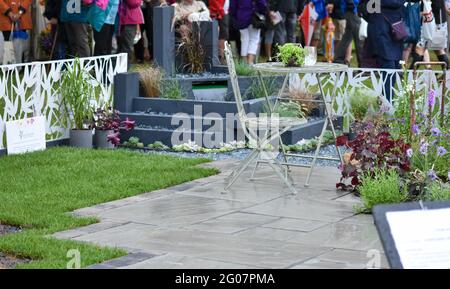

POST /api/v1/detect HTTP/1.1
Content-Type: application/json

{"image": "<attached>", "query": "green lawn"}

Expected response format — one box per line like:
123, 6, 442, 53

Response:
0, 147, 218, 268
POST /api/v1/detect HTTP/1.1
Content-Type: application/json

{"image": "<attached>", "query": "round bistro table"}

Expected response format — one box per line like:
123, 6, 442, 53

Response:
252, 62, 348, 186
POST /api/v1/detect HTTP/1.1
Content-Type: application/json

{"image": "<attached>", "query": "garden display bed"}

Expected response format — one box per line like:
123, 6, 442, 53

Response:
116, 72, 337, 147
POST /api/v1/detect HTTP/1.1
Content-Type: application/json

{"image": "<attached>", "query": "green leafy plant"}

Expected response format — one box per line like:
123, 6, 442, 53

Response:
123, 136, 144, 148
161, 79, 185, 99
357, 169, 408, 213
147, 141, 169, 150
285, 130, 342, 152
277, 43, 305, 67
348, 88, 380, 122
60, 58, 99, 129
425, 182, 450, 201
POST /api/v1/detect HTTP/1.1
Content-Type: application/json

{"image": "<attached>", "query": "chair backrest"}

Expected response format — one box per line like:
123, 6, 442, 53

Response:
224, 42, 247, 123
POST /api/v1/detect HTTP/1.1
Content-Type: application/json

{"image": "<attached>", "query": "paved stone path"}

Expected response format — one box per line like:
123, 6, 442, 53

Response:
53, 159, 388, 269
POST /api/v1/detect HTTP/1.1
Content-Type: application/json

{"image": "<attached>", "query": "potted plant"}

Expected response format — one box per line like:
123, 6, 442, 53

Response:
277, 43, 306, 67
60, 58, 99, 148
94, 107, 135, 148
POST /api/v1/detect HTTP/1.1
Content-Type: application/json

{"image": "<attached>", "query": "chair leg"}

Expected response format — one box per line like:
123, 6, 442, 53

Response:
224, 150, 260, 191
249, 160, 260, 180
267, 160, 297, 195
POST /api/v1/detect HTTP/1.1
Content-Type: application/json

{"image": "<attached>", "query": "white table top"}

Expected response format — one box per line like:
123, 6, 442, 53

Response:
252, 62, 348, 74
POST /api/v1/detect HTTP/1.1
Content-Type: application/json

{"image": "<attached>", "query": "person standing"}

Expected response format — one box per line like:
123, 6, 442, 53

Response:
44, 0, 67, 60
334, 0, 362, 66
230, 0, 267, 64
60, 0, 91, 57
0, 0, 33, 63
135, 0, 166, 62
85, 0, 120, 56
411, 0, 449, 68
270, 0, 298, 45
210, 0, 229, 63
366, 0, 406, 101
117, 0, 144, 64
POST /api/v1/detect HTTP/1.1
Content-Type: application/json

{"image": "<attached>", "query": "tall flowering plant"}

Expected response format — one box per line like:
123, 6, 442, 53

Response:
407, 89, 449, 190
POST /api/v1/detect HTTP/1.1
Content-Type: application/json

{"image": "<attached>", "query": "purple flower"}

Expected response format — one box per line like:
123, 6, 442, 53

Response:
448, 171, 450, 181
419, 142, 429, 155
428, 169, 438, 181
437, 146, 447, 156
406, 148, 413, 158
431, 127, 441, 137
428, 90, 435, 107
412, 124, 420, 135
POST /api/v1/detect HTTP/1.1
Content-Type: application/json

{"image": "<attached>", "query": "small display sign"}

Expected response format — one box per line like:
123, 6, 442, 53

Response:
5, 116, 46, 155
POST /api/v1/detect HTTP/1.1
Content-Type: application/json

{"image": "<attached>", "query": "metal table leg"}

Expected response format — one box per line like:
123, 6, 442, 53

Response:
304, 72, 343, 187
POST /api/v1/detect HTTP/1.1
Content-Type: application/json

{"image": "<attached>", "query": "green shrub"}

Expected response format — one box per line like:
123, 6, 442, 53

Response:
349, 88, 380, 122
123, 137, 144, 148
161, 79, 185, 99
425, 183, 450, 201
358, 169, 408, 213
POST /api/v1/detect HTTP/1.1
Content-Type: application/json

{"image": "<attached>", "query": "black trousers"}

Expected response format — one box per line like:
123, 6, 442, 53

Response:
93, 24, 114, 56
134, 5, 155, 62
335, 12, 363, 66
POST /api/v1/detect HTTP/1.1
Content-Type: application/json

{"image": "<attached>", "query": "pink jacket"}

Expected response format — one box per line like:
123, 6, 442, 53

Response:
83, 0, 109, 10
119, 0, 143, 25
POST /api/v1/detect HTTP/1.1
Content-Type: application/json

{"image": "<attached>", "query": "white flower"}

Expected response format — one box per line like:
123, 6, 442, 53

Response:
399, 60, 405, 65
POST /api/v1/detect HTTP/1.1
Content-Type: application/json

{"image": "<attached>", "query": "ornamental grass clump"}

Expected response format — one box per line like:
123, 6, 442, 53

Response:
134, 65, 162, 98
60, 58, 100, 130
277, 43, 305, 67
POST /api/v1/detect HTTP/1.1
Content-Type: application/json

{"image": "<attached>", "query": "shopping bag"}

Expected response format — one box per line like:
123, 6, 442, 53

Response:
359, 18, 368, 40
429, 25, 448, 50
421, 0, 436, 42
3, 32, 15, 65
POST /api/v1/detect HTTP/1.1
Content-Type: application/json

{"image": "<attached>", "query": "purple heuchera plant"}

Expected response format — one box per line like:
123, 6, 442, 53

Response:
94, 107, 135, 146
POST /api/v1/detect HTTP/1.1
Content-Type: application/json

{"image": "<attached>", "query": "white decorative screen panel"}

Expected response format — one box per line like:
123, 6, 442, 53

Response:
0, 54, 127, 149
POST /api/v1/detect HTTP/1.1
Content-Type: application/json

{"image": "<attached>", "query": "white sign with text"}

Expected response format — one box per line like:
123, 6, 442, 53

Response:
5, 116, 46, 155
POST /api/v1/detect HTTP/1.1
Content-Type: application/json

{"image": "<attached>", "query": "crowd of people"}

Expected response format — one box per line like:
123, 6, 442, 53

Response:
0, 0, 448, 69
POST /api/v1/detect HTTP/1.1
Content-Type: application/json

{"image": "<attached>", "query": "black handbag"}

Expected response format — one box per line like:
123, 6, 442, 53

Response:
251, 1, 266, 29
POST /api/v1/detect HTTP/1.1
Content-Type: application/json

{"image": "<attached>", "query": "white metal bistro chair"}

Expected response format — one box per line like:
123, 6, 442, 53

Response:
223, 42, 307, 195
